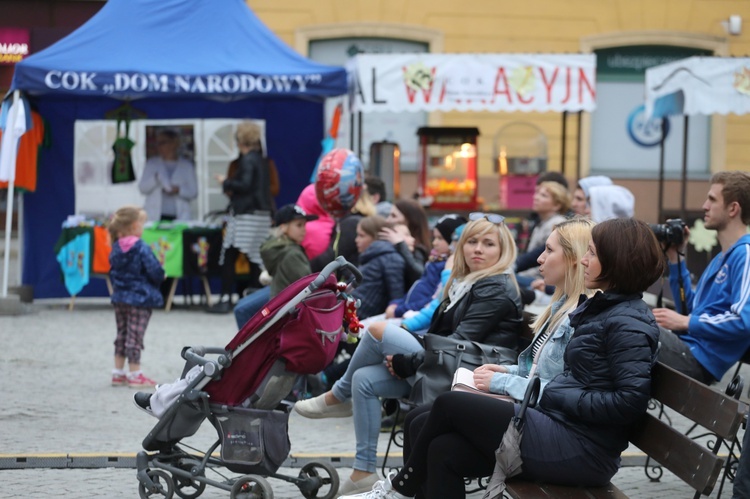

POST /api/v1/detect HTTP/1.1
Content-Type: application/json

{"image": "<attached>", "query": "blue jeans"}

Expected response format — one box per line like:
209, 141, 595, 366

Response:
331, 324, 423, 473
233, 286, 271, 329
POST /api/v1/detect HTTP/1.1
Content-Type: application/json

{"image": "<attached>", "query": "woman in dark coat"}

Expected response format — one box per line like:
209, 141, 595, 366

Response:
341, 217, 665, 499
295, 215, 523, 496
208, 121, 273, 313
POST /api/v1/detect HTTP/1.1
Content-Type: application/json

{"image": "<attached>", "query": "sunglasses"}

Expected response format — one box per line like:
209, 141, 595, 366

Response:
469, 212, 505, 225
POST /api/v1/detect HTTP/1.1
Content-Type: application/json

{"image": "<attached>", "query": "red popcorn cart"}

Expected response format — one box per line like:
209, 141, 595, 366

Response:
417, 127, 480, 211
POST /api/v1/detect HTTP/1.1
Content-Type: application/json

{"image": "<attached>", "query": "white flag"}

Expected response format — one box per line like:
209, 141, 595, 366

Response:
0, 96, 28, 182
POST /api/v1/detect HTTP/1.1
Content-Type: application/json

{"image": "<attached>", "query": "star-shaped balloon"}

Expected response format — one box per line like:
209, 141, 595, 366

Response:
689, 219, 717, 253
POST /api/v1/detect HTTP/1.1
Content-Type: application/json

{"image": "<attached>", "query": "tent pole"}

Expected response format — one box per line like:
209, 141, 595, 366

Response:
575, 111, 582, 181
681, 116, 689, 221
560, 111, 567, 178
658, 121, 666, 223
17, 192, 23, 287
2, 182, 14, 298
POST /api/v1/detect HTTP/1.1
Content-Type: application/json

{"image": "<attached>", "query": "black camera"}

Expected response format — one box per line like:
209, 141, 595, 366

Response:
649, 219, 687, 246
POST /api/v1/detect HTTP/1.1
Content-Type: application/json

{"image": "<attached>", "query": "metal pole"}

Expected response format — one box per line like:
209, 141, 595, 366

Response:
576, 111, 582, 181
16, 192, 23, 287
357, 112, 363, 159
1, 91, 20, 298
2, 184, 14, 297
681, 116, 689, 221
349, 110, 355, 151
560, 111, 567, 177
658, 120, 666, 223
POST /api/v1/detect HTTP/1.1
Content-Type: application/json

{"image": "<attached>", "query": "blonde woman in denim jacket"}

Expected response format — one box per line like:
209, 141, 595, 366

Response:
475, 217, 595, 401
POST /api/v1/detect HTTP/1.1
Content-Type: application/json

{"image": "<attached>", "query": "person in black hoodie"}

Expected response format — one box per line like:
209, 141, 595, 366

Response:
341, 217, 664, 499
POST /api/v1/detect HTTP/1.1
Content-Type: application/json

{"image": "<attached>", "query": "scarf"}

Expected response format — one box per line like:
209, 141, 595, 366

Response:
446, 276, 476, 311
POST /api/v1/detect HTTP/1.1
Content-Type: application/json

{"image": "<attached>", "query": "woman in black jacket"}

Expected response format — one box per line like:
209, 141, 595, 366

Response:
208, 121, 273, 313
341, 218, 665, 499
295, 215, 523, 496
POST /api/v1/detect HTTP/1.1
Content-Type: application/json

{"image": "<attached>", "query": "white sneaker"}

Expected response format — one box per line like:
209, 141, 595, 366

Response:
294, 392, 353, 419
336, 473, 380, 496
338, 471, 411, 498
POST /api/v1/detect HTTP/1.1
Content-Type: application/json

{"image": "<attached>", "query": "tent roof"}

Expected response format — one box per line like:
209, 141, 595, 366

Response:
645, 56, 750, 118
10, 0, 346, 100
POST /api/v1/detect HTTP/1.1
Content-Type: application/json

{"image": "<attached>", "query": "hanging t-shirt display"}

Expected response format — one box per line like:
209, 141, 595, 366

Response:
111, 119, 136, 184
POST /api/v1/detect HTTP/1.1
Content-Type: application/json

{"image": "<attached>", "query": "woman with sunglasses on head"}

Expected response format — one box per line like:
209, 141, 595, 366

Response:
341, 218, 664, 499
295, 214, 524, 496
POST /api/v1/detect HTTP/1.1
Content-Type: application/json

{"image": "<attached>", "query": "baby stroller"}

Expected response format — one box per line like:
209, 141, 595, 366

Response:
135, 256, 362, 499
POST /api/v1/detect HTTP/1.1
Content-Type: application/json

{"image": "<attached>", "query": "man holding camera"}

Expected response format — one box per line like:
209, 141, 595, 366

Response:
652, 171, 750, 386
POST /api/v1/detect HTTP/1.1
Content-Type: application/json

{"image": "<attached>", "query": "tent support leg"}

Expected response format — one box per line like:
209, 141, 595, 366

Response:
2, 182, 14, 298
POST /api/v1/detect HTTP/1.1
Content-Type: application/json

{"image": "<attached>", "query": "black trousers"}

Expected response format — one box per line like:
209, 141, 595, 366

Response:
394, 391, 617, 499
393, 392, 515, 498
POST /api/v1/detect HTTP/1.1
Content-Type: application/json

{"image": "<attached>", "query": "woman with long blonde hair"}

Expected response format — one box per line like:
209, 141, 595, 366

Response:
473, 217, 594, 400
295, 214, 524, 495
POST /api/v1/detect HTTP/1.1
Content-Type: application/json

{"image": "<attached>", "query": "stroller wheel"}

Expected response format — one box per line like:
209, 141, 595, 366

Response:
172, 460, 206, 499
138, 469, 175, 499
297, 461, 340, 499
230, 475, 273, 499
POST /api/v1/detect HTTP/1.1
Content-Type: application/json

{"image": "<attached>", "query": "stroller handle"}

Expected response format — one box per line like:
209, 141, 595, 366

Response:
183, 346, 230, 378
313, 256, 363, 289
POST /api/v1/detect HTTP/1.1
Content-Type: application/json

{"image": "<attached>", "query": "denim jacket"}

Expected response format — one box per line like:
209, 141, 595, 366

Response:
489, 297, 573, 401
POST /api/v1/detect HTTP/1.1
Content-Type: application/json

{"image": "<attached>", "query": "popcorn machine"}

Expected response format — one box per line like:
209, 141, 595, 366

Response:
417, 127, 480, 211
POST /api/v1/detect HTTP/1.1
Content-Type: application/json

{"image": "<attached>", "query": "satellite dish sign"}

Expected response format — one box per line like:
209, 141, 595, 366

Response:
314, 148, 364, 219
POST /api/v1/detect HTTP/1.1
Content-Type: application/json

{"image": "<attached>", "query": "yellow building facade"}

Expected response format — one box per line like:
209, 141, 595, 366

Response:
247, 0, 750, 222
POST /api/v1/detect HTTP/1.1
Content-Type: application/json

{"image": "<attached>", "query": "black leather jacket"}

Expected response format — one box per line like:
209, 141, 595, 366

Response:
395, 273, 523, 376
223, 150, 273, 214
539, 291, 659, 457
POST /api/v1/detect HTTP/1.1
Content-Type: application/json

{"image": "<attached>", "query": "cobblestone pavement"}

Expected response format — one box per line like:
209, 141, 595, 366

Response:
0, 300, 746, 498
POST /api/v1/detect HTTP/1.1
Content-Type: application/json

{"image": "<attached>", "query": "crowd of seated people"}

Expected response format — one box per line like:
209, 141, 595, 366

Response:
135, 167, 750, 498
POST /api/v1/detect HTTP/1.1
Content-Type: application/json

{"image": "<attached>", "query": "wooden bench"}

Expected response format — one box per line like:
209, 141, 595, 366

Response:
504, 362, 747, 499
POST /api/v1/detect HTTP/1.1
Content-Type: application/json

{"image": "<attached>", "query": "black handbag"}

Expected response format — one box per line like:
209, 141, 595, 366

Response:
409, 335, 518, 405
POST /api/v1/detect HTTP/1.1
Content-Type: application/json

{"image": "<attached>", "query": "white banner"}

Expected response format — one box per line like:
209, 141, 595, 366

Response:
349, 53, 596, 113
645, 56, 750, 118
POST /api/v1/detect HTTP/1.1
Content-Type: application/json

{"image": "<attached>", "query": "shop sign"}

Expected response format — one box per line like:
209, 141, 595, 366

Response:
0, 28, 30, 65
350, 53, 596, 113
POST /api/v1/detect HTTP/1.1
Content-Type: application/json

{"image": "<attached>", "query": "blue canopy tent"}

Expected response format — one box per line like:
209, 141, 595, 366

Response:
8, 0, 347, 298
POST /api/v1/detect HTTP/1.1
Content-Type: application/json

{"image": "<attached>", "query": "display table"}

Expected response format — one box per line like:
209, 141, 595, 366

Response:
56, 222, 230, 311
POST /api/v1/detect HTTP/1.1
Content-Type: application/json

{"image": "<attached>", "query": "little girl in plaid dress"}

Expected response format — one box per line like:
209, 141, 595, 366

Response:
108, 206, 165, 387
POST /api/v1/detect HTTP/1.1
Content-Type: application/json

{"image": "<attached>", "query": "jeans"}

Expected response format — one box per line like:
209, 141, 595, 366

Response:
331, 323, 423, 473
233, 286, 271, 329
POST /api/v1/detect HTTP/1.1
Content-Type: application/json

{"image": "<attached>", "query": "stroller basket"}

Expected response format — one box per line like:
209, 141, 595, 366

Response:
210, 404, 291, 476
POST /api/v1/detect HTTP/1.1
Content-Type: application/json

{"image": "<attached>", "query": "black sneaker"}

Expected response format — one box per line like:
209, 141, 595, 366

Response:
206, 300, 233, 314
133, 392, 155, 417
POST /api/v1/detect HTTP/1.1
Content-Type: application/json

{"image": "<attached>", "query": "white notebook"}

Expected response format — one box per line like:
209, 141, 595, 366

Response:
451, 367, 515, 402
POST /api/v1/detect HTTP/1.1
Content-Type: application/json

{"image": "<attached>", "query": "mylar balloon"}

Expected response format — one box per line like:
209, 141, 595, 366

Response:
314, 148, 364, 219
